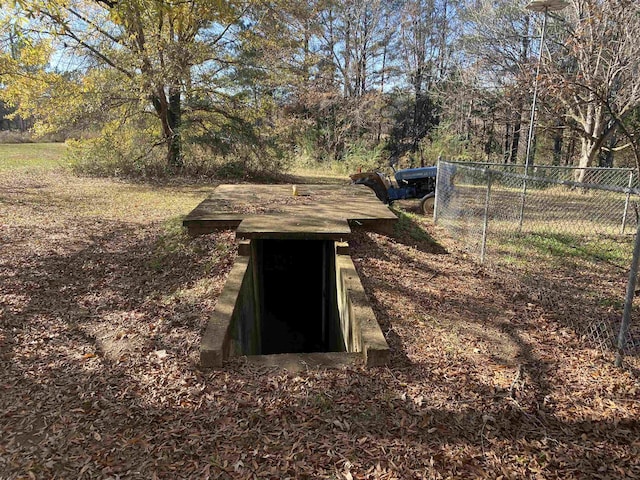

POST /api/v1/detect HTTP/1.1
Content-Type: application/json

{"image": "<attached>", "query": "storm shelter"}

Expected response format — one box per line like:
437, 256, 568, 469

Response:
184, 184, 394, 368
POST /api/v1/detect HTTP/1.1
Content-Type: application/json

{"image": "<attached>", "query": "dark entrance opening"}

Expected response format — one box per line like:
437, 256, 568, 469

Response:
256, 239, 343, 355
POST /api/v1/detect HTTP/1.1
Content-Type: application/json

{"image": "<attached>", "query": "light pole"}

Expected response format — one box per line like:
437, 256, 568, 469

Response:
518, 0, 568, 231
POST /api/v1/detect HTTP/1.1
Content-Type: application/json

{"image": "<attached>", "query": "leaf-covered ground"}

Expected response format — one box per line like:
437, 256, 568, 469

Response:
1, 165, 639, 479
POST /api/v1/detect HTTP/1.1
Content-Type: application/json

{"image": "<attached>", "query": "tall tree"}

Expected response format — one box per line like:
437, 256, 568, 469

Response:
460, 0, 533, 163
296, 0, 399, 161
385, 0, 457, 162
544, 0, 640, 180
3, 0, 249, 169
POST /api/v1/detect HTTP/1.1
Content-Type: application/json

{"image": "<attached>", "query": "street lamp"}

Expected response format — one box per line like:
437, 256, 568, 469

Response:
518, 0, 568, 230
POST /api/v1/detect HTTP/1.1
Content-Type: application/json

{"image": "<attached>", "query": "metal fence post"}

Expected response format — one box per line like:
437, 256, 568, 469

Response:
434, 159, 442, 224
517, 168, 528, 233
616, 220, 640, 367
621, 170, 634, 234
480, 169, 492, 265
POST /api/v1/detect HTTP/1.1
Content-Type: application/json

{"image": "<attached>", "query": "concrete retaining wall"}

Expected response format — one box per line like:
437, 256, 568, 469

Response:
200, 241, 390, 368
200, 256, 254, 367
335, 251, 390, 367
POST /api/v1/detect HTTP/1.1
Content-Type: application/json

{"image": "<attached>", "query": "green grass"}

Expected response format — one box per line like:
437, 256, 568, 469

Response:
0, 143, 67, 171
391, 208, 449, 256
492, 231, 632, 269
287, 165, 350, 185
393, 208, 434, 243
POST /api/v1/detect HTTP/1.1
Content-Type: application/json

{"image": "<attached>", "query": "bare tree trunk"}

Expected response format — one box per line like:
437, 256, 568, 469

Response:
465, 100, 473, 142
553, 119, 564, 166
376, 14, 389, 145
437, 0, 449, 79
576, 136, 600, 182
512, 16, 529, 163
167, 87, 183, 169
503, 121, 512, 163
599, 132, 616, 168
485, 116, 495, 160
565, 136, 576, 165
510, 100, 523, 163
152, 87, 183, 171
344, 18, 352, 98
575, 100, 606, 182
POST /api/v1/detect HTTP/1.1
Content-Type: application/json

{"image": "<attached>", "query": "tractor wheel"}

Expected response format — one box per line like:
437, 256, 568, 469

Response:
420, 193, 435, 215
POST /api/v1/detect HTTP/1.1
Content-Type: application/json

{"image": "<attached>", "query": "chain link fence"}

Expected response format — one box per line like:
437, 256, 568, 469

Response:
434, 161, 640, 366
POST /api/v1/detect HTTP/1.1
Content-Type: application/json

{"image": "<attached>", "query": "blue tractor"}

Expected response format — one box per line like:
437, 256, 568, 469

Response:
350, 165, 438, 215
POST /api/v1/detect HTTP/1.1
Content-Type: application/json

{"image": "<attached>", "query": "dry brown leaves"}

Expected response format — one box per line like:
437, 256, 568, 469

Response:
1, 170, 639, 479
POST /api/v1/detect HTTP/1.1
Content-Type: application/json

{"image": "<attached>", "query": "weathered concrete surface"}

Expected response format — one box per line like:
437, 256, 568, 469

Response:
183, 211, 244, 236
200, 241, 390, 369
183, 184, 397, 237
236, 214, 351, 241
238, 239, 251, 256
335, 241, 350, 256
242, 352, 362, 371
200, 257, 251, 368
335, 253, 390, 367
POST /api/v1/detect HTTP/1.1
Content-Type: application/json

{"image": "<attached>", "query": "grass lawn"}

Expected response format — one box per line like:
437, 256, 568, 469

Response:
1, 145, 639, 479
0, 143, 68, 171
285, 165, 352, 185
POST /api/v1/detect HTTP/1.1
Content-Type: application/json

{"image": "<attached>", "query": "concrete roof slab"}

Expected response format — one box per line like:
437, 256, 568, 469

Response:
184, 184, 397, 237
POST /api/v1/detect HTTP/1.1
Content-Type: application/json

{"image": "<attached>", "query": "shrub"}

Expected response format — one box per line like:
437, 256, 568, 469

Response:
0, 130, 34, 143
66, 126, 170, 178
341, 141, 385, 173
68, 126, 291, 181
419, 122, 475, 162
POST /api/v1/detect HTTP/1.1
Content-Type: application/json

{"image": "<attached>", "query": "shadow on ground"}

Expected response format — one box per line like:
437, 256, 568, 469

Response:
1, 200, 639, 478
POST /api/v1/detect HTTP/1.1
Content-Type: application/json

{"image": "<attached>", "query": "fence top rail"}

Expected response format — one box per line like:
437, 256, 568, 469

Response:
440, 161, 640, 196
445, 161, 636, 173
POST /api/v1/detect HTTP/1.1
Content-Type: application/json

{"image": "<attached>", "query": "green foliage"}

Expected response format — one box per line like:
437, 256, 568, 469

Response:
387, 90, 441, 160
0, 130, 33, 144
66, 111, 291, 180
334, 141, 386, 175
182, 97, 291, 179
2, 0, 288, 171
419, 122, 475, 161
183, 141, 290, 180
66, 121, 170, 178
289, 140, 385, 177
0, 0, 476, 180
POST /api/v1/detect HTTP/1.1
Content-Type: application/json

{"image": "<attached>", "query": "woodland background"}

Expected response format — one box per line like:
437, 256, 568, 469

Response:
1, 0, 639, 178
